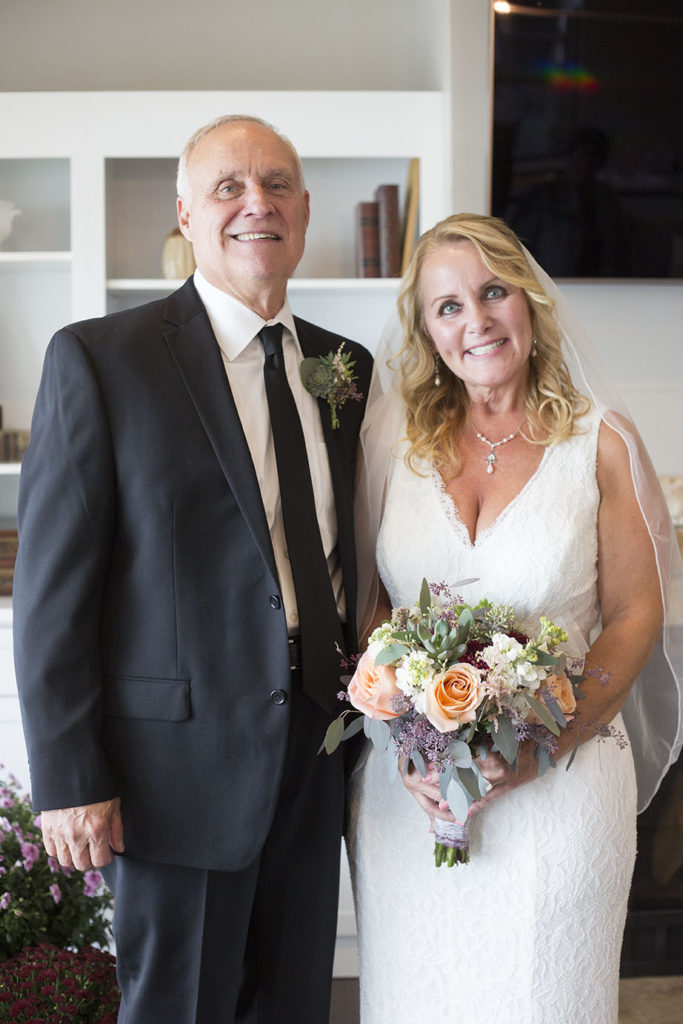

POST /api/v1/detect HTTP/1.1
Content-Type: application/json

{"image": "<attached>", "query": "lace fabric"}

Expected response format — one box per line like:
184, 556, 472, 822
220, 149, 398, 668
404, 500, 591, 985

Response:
355, 249, 683, 813
347, 409, 637, 1023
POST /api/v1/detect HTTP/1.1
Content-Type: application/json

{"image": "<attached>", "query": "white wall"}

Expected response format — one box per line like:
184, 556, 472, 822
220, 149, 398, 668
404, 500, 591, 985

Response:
0, 0, 445, 91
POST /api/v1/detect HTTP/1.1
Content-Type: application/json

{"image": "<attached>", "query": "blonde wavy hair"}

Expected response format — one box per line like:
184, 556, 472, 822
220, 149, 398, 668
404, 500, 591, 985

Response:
396, 213, 590, 475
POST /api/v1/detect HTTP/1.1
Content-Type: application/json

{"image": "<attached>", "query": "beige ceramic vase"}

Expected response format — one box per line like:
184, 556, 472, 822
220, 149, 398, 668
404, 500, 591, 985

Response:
161, 227, 196, 279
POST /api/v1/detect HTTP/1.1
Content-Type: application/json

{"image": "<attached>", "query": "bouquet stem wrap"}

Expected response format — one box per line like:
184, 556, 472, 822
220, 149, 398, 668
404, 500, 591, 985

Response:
434, 818, 471, 867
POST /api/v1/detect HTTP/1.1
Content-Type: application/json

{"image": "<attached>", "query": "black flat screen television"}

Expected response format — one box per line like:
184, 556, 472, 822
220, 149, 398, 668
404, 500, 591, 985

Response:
491, 1, 683, 278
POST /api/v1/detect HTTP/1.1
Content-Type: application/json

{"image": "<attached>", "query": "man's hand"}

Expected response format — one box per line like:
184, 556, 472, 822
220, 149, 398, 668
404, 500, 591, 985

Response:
40, 798, 124, 871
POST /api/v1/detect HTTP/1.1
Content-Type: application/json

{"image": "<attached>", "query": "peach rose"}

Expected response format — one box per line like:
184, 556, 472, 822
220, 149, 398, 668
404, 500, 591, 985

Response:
545, 672, 577, 719
347, 647, 403, 720
424, 663, 484, 733
527, 672, 577, 724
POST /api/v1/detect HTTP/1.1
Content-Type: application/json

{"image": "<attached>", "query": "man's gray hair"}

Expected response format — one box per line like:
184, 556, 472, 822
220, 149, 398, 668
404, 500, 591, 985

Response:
176, 114, 306, 200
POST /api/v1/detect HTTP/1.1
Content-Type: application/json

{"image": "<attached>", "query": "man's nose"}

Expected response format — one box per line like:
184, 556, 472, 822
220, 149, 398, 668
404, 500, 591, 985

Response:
243, 183, 274, 216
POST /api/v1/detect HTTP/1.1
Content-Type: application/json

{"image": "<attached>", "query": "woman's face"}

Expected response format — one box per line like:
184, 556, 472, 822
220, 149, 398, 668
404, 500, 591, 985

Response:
419, 240, 534, 400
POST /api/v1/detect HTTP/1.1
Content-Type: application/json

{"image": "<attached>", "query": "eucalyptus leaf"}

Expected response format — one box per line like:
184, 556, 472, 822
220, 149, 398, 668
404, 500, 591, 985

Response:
491, 715, 519, 765
536, 745, 552, 776
524, 694, 560, 736
446, 778, 470, 823
419, 578, 431, 615
342, 715, 366, 741
542, 692, 567, 728
439, 763, 454, 800
533, 650, 559, 667
447, 739, 472, 768
457, 766, 482, 802
477, 742, 488, 761
374, 643, 409, 666
323, 716, 345, 755
471, 761, 489, 797
411, 750, 427, 777
366, 717, 391, 751
566, 742, 579, 770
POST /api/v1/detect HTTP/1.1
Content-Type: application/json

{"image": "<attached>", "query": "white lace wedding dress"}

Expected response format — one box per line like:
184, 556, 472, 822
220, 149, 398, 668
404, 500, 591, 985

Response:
347, 407, 637, 1024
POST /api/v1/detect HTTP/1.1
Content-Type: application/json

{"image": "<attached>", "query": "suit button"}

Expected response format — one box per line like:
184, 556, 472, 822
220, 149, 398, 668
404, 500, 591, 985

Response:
270, 689, 288, 705
269, 595, 281, 609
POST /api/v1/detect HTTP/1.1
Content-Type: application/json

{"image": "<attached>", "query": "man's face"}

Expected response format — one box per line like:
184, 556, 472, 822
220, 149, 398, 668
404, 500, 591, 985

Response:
177, 121, 310, 317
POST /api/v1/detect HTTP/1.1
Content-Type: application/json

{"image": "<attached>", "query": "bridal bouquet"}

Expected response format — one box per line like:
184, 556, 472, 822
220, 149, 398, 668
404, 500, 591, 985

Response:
324, 580, 584, 866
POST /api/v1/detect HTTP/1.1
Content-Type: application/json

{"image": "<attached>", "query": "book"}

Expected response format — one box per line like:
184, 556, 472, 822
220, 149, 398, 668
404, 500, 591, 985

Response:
0, 531, 18, 597
401, 158, 420, 275
0, 430, 30, 462
0, 530, 19, 560
375, 184, 401, 278
355, 201, 380, 278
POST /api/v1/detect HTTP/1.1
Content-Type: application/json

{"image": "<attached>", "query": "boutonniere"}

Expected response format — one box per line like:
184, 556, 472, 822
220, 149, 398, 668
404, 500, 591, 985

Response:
300, 343, 363, 430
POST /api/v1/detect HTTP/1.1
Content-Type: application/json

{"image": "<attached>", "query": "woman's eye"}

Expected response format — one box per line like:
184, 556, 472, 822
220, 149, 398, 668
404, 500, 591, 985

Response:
438, 301, 459, 316
485, 285, 506, 300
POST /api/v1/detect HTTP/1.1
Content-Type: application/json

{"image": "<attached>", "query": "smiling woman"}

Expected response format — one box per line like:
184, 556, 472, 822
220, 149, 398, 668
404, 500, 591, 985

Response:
346, 211, 682, 1024
176, 116, 310, 319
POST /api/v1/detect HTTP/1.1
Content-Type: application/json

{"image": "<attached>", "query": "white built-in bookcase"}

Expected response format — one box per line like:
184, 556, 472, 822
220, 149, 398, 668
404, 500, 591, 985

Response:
0, 90, 448, 973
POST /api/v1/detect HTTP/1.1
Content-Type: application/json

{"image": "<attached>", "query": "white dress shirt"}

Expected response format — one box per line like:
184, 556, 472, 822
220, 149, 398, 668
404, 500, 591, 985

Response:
193, 270, 345, 632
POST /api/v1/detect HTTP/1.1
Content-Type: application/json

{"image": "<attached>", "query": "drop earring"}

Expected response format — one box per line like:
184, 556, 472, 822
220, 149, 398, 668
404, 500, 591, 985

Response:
433, 353, 442, 387
531, 338, 539, 358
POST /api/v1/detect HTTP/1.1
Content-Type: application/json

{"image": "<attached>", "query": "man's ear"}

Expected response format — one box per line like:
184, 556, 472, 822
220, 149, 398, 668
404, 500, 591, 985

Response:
177, 196, 192, 241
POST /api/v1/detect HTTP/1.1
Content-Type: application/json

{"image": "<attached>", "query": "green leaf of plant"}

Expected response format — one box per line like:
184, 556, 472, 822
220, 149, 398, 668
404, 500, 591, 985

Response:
566, 742, 579, 770
532, 649, 559, 666
342, 715, 366, 741
524, 694, 560, 736
366, 717, 391, 751
458, 607, 475, 632
374, 643, 410, 666
491, 715, 519, 764
439, 763, 454, 800
457, 766, 482, 802
419, 578, 431, 615
411, 750, 427, 777
447, 738, 472, 768
446, 778, 470, 823
542, 692, 567, 728
321, 716, 345, 755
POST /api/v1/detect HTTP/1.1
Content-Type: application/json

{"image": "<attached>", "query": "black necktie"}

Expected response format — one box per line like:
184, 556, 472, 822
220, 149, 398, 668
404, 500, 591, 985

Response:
259, 324, 345, 713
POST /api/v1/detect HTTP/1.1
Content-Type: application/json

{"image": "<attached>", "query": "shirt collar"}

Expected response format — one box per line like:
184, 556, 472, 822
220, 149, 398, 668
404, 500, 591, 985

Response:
193, 269, 298, 361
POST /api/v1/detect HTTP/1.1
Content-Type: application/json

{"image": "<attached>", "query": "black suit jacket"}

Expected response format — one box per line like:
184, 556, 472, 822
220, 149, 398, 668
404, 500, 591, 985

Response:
13, 278, 372, 872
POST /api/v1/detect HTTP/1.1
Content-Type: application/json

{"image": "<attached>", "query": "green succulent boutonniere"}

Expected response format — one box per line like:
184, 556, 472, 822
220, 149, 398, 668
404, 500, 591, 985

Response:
300, 343, 363, 430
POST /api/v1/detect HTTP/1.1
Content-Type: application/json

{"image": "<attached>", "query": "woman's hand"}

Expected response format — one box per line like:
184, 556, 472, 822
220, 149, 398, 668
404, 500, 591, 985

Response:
469, 742, 540, 815
400, 758, 455, 828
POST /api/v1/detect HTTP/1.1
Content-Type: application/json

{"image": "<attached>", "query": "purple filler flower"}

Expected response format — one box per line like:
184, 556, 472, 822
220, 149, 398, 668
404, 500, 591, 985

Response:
20, 841, 41, 870
83, 869, 103, 896
49, 883, 62, 904
0, 891, 10, 909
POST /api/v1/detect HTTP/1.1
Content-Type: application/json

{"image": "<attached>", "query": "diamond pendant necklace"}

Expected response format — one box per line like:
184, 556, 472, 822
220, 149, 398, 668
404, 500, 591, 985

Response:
473, 419, 525, 474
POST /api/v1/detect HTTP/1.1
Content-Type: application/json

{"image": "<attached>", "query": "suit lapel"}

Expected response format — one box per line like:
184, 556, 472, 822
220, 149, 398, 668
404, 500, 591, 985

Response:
295, 317, 358, 643
161, 280, 278, 582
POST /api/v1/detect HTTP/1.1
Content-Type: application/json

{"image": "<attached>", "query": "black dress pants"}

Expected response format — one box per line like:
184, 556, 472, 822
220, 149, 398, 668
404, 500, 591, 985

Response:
103, 676, 345, 1024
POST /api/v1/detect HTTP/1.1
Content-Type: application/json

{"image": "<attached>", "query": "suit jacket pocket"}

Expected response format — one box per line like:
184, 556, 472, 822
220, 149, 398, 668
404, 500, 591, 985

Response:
103, 675, 191, 721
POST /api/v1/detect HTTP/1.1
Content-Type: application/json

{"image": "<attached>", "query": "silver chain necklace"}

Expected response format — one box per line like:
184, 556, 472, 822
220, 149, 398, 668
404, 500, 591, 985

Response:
473, 419, 525, 474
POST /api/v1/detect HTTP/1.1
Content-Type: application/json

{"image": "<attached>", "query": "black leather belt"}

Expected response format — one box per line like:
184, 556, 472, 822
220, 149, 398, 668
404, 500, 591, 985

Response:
288, 635, 302, 672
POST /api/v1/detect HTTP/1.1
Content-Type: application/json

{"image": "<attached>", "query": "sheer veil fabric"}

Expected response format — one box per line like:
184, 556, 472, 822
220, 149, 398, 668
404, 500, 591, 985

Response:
354, 246, 683, 811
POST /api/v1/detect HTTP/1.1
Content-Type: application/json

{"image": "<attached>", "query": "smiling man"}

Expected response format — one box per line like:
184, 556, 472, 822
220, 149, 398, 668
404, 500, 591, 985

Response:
13, 115, 372, 1023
